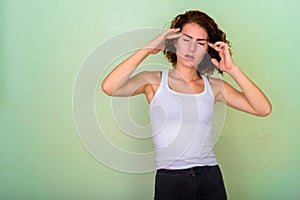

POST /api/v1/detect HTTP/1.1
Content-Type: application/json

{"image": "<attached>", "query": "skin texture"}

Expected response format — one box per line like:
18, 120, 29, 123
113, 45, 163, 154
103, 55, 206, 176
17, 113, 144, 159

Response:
101, 23, 272, 117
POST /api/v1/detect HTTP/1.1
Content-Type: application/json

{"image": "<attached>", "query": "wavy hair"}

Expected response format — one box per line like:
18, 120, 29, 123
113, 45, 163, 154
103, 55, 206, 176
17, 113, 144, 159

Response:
163, 10, 231, 75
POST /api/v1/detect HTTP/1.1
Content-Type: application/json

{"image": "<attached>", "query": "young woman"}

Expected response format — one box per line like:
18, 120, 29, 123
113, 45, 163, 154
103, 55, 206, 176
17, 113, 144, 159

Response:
102, 10, 271, 200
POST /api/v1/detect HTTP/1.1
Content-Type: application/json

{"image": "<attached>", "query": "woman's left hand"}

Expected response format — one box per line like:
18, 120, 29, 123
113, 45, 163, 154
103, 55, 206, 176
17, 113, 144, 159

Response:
209, 42, 237, 73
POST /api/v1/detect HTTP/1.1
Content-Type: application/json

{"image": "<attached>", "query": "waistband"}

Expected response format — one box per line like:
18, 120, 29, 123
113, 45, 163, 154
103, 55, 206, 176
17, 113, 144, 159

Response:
157, 165, 219, 175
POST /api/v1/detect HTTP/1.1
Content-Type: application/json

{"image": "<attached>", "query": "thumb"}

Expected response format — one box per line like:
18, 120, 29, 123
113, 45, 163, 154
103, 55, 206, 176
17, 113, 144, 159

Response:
211, 58, 219, 67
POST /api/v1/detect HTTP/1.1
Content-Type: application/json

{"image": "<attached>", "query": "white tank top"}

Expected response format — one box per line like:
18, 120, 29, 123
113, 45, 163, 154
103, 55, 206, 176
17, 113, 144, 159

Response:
150, 69, 217, 169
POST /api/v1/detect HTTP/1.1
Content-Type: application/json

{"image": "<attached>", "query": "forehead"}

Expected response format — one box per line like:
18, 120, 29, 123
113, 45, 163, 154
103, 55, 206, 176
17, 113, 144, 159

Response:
181, 23, 208, 39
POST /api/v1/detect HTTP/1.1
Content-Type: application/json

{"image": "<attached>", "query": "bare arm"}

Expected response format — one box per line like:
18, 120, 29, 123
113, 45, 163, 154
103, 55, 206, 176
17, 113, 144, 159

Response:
209, 42, 272, 117
101, 49, 151, 96
101, 28, 182, 97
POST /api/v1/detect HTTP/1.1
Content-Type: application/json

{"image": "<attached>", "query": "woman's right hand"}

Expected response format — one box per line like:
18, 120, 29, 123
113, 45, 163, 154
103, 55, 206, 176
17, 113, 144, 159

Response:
102, 28, 182, 97
142, 28, 182, 54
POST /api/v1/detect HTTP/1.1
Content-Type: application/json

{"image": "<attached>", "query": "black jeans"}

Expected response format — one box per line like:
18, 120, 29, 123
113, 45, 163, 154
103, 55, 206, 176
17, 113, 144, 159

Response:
154, 165, 227, 200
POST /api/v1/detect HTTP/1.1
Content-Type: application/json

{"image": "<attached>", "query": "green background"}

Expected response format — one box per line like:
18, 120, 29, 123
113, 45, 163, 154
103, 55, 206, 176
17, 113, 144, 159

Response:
1, 0, 299, 199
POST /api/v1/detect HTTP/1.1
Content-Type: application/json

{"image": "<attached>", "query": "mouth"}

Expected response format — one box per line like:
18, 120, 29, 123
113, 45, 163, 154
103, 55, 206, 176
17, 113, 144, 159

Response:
184, 55, 195, 62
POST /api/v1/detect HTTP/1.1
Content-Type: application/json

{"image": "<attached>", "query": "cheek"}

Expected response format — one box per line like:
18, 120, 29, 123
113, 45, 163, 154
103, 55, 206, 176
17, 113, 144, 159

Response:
194, 47, 208, 63
175, 43, 188, 56
196, 45, 208, 56
199, 44, 208, 52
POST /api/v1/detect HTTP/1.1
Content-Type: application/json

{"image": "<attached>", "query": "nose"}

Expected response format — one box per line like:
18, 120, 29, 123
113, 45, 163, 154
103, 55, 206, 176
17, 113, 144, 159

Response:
188, 40, 196, 52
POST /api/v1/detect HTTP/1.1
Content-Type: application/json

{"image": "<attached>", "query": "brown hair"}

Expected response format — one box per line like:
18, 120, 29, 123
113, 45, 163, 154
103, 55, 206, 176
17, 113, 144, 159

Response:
163, 10, 231, 75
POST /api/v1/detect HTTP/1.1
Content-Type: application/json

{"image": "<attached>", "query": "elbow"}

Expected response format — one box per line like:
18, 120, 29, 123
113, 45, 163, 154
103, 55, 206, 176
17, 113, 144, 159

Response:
256, 103, 272, 117
101, 81, 113, 96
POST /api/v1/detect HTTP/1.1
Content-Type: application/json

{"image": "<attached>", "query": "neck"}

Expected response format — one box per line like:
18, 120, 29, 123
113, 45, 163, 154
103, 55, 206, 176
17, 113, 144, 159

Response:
173, 64, 200, 82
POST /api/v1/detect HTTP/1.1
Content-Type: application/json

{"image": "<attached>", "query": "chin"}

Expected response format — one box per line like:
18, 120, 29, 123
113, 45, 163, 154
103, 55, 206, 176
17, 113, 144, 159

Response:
184, 61, 198, 69
177, 58, 198, 69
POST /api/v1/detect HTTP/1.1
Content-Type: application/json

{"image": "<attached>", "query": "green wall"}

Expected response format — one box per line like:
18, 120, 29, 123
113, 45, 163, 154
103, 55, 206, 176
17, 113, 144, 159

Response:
1, 0, 299, 199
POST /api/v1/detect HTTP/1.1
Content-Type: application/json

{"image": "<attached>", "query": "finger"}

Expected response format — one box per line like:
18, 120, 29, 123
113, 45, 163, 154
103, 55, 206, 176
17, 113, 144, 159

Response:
209, 42, 221, 51
170, 28, 180, 32
213, 41, 226, 46
215, 42, 229, 51
211, 58, 219, 65
163, 28, 180, 35
210, 41, 227, 50
211, 58, 219, 67
163, 28, 180, 36
166, 32, 182, 39
214, 41, 224, 44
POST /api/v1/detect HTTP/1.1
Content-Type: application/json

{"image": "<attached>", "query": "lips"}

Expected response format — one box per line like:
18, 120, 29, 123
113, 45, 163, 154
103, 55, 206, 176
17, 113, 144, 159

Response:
185, 55, 195, 62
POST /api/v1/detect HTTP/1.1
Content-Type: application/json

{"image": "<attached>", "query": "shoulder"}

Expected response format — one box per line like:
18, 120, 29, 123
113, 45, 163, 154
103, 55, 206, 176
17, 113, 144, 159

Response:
207, 76, 238, 103
207, 76, 224, 88
206, 76, 226, 102
135, 70, 161, 83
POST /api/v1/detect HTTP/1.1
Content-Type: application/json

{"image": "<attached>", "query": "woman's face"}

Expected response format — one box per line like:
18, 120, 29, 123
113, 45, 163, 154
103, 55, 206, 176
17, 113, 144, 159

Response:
175, 23, 209, 68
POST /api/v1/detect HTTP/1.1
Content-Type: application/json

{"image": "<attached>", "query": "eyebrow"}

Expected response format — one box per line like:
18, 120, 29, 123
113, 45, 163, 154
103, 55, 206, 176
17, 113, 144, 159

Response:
183, 33, 208, 41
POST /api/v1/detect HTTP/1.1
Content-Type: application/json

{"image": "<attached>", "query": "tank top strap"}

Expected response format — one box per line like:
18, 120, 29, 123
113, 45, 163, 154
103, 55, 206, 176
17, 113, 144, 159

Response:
201, 75, 215, 99
201, 75, 209, 85
160, 69, 169, 87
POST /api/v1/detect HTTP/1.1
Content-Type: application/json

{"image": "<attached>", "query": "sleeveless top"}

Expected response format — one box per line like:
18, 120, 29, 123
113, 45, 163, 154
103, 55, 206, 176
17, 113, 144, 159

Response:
149, 69, 217, 170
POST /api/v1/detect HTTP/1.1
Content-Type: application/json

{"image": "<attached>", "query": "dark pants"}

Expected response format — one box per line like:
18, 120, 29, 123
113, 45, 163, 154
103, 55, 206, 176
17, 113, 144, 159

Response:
154, 165, 227, 200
